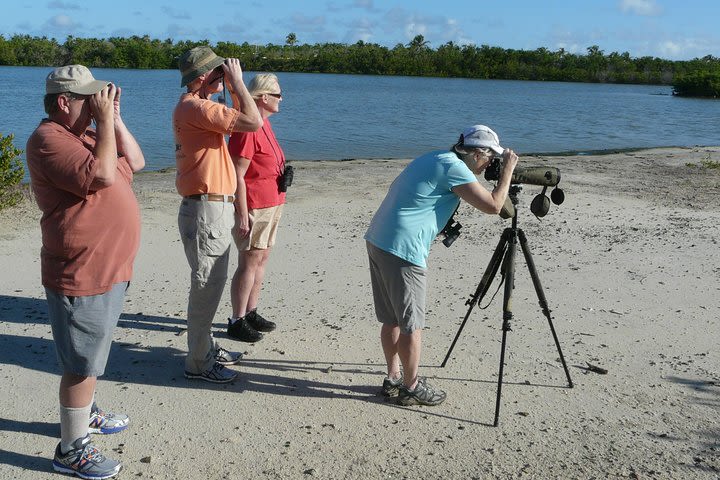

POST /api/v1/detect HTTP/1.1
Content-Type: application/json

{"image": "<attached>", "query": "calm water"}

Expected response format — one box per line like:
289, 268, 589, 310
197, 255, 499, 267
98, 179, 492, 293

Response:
2, 66, 719, 174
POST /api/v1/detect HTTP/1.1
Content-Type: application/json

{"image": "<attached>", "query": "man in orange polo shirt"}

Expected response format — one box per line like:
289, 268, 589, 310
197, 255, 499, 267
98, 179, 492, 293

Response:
173, 46, 262, 383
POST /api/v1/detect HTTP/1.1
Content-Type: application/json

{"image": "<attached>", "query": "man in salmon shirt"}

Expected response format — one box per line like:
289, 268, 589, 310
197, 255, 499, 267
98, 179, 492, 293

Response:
26, 64, 145, 479
173, 46, 262, 384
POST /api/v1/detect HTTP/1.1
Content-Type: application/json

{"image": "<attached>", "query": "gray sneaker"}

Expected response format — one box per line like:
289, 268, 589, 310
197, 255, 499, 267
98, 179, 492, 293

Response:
184, 362, 238, 383
381, 375, 403, 397
89, 403, 129, 434
53, 435, 121, 479
214, 346, 242, 365
397, 377, 447, 406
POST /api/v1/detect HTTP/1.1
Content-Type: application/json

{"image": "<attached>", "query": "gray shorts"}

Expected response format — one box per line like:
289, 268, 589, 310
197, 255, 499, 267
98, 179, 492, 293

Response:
45, 282, 128, 377
367, 242, 427, 334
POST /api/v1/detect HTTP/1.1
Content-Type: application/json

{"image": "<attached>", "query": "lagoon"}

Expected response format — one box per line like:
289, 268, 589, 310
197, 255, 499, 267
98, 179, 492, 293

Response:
2, 66, 719, 173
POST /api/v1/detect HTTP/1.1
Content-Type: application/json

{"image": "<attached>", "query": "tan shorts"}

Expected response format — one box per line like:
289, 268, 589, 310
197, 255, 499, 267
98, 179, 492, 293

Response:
234, 204, 284, 250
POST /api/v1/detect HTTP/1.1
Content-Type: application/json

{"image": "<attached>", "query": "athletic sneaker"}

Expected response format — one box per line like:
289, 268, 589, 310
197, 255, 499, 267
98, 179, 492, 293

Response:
397, 377, 447, 406
184, 361, 238, 383
381, 375, 403, 397
89, 404, 129, 434
53, 434, 121, 479
246, 309, 276, 332
227, 316, 263, 342
214, 345, 243, 365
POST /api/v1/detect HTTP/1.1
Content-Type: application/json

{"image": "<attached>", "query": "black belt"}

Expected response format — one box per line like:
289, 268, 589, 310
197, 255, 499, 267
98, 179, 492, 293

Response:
184, 194, 235, 203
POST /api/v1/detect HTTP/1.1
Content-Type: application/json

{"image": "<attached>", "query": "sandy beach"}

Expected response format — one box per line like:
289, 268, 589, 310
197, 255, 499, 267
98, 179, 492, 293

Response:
1, 146, 719, 479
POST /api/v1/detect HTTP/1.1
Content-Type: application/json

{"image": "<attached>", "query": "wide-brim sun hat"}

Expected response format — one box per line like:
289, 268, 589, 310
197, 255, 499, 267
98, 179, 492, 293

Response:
461, 124, 505, 154
46, 65, 109, 95
178, 46, 225, 87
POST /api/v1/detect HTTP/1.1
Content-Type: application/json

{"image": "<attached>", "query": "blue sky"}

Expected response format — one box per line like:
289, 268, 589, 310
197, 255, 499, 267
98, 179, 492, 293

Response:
3, 0, 719, 60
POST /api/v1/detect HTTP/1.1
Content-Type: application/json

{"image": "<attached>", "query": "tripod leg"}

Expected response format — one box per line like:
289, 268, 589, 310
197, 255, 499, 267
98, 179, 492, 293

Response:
494, 229, 517, 427
441, 229, 510, 368
518, 229, 573, 388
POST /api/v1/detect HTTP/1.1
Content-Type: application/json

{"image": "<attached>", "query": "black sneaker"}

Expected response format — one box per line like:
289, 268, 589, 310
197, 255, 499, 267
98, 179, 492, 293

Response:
246, 310, 276, 332
397, 377, 447, 406
227, 316, 263, 342
381, 375, 403, 397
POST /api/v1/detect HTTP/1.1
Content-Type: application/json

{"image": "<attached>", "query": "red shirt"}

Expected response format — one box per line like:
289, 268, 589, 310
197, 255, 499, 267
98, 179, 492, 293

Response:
228, 119, 286, 209
26, 120, 141, 296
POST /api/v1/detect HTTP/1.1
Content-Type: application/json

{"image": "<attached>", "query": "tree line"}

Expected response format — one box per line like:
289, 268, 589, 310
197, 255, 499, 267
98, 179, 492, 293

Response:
1, 34, 718, 96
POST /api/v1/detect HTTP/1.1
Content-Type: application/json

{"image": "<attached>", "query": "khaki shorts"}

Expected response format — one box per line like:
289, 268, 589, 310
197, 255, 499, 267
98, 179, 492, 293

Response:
234, 204, 284, 250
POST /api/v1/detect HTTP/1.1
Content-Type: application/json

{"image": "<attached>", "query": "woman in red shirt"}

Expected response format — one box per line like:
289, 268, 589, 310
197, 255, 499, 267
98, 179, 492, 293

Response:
227, 73, 287, 341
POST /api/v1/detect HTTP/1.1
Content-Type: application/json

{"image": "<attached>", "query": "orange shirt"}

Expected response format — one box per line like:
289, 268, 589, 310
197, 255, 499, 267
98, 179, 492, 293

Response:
173, 92, 240, 196
26, 120, 141, 296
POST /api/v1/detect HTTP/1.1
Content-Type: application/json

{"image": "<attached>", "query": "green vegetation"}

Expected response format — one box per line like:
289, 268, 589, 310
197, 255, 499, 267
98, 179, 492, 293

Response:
672, 68, 720, 97
686, 153, 720, 169
0, 33, 719, 95
0, 133, 24, 210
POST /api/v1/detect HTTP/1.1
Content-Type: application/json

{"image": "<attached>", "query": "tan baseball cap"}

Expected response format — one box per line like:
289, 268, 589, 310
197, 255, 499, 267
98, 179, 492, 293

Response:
46, 65, 110, 95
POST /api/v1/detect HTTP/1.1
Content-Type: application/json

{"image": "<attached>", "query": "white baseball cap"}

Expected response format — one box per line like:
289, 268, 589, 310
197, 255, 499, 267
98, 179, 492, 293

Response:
461, 125, 504, 154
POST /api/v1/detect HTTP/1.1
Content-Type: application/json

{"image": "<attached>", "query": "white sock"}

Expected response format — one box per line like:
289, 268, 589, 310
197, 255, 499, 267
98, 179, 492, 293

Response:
59, 401, 92, 453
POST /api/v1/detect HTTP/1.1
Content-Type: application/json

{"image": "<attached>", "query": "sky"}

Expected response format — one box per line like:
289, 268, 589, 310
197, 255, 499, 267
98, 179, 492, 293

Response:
2, 0, 719, 61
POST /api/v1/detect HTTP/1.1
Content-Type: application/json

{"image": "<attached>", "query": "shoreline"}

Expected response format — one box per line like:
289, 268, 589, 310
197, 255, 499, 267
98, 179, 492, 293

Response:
1, 146, 719, 479
15, 144, 720, 185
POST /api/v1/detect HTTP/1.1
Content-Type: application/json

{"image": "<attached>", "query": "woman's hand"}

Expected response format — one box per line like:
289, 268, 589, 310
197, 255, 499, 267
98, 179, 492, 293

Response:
501, 148, 519, 174
235, 212, 251, 239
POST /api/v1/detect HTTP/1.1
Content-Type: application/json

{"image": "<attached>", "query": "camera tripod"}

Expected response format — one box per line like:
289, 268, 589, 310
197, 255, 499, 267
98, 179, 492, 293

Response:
441, 186, 573, 426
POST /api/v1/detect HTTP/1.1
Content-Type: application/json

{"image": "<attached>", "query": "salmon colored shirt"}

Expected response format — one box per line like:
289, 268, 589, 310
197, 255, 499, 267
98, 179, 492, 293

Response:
173, 92, 240, 196
26, 120, 141, 296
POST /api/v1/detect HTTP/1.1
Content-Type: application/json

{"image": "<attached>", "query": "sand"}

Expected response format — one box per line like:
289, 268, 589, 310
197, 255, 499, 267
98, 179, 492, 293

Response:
0, 146, 719, 479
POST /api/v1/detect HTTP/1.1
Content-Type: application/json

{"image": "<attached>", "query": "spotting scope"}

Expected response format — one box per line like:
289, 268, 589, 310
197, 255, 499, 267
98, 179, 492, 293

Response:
485, 159, 561, 187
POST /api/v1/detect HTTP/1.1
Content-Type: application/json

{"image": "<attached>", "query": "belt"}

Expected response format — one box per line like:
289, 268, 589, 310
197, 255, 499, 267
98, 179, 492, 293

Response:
184, 193, 235, 203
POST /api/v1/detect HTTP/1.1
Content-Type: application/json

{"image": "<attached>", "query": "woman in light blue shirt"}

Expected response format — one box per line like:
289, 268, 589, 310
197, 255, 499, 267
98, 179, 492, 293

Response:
365, 124, 519, 406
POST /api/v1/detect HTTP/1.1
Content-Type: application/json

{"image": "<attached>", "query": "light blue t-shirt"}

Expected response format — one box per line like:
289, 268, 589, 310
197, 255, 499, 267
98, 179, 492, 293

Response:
364, 150, 478, 268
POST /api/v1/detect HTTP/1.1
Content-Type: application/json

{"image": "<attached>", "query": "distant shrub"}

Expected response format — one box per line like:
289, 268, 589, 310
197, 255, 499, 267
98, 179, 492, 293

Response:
672, 71, 720, 98
0, 133, 24, 209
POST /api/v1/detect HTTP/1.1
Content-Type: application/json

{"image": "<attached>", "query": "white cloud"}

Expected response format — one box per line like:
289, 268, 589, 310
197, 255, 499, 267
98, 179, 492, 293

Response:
619, 0, 662, 16
404, 22, 428, 42
353, 0, 372, 8
48, 14, 76, 28
161, 7, 191, 20
166, 23, 198, 39
47, 1, 80, 10
659, 40, 682, 58
344, 17, 374, 43
289, 13, 326, 30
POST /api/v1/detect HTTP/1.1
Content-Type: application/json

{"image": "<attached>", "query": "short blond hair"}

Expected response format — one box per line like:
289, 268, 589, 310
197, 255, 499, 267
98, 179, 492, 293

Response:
248, 73, 279, 98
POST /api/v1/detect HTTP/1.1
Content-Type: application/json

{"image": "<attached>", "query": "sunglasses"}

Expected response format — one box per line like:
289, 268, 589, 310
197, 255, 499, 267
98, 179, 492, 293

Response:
266, 92, 282, 98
